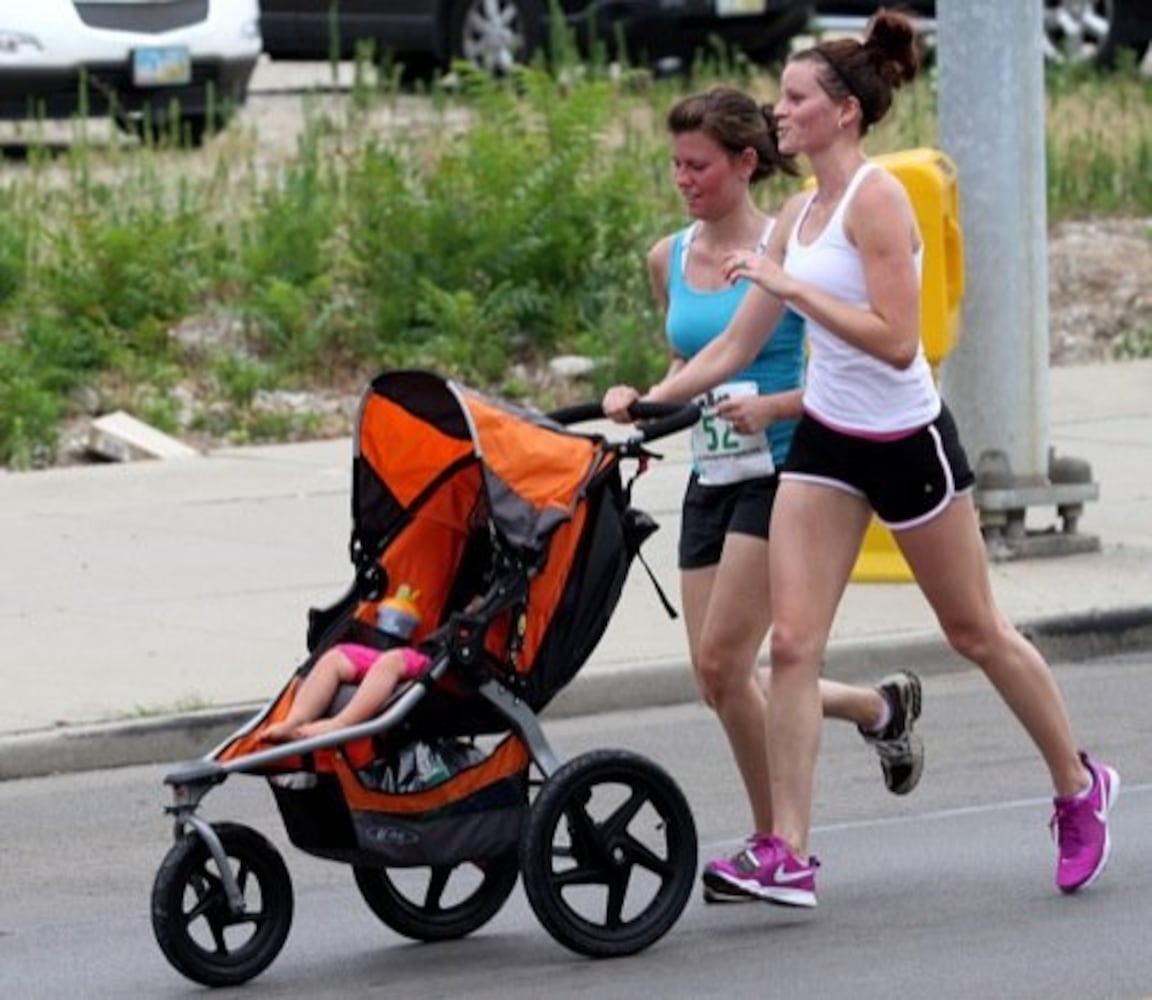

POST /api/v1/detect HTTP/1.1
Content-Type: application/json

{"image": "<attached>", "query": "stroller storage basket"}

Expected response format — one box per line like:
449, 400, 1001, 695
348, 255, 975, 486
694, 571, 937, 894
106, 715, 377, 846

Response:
270, 734, 528, 867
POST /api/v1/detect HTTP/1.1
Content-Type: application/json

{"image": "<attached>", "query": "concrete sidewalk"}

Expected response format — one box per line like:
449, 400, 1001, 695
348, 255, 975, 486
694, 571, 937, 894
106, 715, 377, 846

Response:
2, 360, 1150, 780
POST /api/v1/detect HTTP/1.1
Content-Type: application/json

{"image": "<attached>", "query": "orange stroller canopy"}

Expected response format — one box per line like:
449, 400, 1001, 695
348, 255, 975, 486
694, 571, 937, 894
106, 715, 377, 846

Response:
355, 370, 611, 556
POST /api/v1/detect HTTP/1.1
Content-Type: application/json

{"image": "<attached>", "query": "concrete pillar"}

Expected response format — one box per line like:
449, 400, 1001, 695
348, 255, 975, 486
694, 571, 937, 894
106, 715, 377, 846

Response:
937, 0, 1050, 484
936, 0, 1098, 558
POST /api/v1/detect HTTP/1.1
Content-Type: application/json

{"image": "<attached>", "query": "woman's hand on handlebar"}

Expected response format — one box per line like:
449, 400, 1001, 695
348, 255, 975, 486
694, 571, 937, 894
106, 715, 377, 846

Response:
602, 384, 641, 423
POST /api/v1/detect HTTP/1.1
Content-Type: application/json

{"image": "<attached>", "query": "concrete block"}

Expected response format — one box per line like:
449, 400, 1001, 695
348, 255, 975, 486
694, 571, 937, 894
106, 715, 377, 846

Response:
87, 410, 200, 462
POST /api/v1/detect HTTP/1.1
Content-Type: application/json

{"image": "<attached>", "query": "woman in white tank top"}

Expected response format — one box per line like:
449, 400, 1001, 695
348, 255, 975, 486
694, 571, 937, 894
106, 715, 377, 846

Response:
640, 10, 1117, 906
602, 86, 930, 907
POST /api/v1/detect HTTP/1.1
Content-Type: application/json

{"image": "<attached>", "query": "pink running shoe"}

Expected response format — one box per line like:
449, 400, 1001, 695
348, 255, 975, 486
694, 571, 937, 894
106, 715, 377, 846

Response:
1051, 752, 1120, 894
701, 834, 819, 908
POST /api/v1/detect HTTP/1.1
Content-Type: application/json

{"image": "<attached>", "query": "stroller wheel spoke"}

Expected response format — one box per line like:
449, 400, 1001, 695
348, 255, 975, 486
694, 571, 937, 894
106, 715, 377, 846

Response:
183, 870, 220, 923
424, 866, 453, 913
602, 786, 648, 838
604, 873, 630, 929
206, 915, 231, 955
549, 862, 605, 889
618, 833, 674, 879
565, 801, 607, 864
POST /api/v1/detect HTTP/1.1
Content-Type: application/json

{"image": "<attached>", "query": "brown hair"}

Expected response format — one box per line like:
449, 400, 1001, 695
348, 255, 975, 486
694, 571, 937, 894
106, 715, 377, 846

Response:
793, 7, 920, 134
666, 86, 799, 181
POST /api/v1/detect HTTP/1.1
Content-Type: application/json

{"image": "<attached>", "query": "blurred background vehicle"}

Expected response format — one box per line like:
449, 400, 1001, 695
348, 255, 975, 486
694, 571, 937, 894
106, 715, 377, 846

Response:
257, 0, 815, 74
0, 0, 262, 144
812, 1, 1152, 68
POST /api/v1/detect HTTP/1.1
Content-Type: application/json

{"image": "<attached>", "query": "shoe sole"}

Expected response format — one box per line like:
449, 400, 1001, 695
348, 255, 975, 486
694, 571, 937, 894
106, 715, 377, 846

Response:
702, 882, 758, 904
1059, 764, 1120, 894
701, 869, 816, 908
888, 732, 925, 796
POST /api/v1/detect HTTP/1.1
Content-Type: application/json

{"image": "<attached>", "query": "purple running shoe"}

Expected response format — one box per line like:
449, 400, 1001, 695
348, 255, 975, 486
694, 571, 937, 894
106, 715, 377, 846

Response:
1051, 751, 1119, 894
701, 833, 819, 908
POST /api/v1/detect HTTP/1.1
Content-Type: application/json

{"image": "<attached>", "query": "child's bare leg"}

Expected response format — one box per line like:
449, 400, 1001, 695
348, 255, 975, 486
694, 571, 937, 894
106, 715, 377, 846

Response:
264, 650, 358, 741
296, 650, 408, 739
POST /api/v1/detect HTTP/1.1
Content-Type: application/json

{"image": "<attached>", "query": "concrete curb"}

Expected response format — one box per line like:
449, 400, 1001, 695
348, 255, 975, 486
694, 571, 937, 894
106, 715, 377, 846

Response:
3, 605, 1151, 783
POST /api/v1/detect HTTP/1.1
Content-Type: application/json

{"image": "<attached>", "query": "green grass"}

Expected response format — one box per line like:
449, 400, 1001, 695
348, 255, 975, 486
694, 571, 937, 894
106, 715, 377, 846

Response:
1, 51, 1149, 469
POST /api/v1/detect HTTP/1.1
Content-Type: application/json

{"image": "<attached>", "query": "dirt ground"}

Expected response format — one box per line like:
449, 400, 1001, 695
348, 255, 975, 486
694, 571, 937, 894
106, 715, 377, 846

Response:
1048, 216, 1152, 363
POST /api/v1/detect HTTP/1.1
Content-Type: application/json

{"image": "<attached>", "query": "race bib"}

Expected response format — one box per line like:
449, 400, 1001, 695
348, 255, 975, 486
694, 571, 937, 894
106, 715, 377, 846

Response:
690, 381, 775, 486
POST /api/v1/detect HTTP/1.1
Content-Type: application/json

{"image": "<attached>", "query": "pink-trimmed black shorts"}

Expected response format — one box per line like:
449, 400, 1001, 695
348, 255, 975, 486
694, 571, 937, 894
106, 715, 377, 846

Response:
781, 404, 975, 530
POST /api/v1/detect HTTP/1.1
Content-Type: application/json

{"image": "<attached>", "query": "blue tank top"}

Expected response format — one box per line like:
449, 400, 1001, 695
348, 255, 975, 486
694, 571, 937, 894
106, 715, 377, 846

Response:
666, 225, 806, 466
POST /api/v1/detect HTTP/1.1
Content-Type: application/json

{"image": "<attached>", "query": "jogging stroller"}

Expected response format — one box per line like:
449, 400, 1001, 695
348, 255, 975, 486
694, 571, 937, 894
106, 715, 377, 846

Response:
151, 369, 702, 988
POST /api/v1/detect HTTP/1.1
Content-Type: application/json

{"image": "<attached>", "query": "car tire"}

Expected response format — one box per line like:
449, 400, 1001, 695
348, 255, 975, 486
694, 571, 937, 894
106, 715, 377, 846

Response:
1043, 0, 1148, 67
447, 0, 545, 73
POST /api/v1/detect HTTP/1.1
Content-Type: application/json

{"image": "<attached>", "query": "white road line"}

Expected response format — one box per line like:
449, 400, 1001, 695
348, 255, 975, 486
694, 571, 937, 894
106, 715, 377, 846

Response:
701, 781, 1151, 852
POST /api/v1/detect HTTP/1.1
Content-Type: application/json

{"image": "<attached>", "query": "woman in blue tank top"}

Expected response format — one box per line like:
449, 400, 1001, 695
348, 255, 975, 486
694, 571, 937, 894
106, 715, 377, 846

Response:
603, 86, 926, 904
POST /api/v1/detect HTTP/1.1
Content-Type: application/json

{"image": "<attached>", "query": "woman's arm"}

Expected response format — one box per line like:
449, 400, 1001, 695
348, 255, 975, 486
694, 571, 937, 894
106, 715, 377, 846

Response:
603, 235, 681, 420
775, 172, 922, 370
648, 238, 686, 380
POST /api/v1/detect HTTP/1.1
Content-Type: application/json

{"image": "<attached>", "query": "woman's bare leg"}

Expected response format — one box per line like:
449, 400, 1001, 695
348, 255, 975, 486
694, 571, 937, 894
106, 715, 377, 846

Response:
684, 532, 776, 833
767, 481, 873, 856
264, 649, 358, 742
895, 496, 1090, 796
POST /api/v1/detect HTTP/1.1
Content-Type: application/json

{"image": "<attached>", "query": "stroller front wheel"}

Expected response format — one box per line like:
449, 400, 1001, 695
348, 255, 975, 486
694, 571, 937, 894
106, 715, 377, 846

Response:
520, 748, 697, 958
151, 821, 293, 987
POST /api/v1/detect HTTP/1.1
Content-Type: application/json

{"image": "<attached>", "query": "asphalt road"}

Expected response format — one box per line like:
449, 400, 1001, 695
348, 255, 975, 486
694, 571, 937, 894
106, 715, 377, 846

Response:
3, 653, 1150, 1000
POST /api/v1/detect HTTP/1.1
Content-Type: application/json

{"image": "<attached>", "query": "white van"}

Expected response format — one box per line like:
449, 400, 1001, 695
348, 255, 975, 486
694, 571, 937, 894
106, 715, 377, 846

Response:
0, 0, 262, 143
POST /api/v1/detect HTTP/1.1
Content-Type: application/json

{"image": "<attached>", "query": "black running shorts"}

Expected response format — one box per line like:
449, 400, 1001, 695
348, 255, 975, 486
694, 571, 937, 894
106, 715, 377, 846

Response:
782, 404, 975, 529
678, 472, 778, 570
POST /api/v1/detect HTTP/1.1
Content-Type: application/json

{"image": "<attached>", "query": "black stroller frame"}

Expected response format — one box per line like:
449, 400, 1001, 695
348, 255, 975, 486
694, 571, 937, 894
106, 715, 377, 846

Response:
150, 372, 703, 988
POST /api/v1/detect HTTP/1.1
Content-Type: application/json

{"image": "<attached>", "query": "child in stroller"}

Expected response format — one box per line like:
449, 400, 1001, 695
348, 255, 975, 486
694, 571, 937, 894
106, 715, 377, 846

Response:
262, 586, 435, 743
262, 642, 430, 744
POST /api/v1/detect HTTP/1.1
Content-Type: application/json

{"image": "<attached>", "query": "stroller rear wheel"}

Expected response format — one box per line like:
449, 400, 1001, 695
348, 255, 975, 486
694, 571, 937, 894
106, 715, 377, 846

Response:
519, 749, 697, 958
353, 851, 520, 941
151, 821, 293, 987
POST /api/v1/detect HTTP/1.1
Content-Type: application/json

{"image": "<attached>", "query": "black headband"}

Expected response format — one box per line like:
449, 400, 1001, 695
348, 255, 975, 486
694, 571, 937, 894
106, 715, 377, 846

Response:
818, 50, 863, 105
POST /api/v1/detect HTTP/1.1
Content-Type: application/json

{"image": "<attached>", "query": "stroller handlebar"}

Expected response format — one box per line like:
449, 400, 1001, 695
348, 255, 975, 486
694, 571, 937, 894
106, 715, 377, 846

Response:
547, 400, 701, 446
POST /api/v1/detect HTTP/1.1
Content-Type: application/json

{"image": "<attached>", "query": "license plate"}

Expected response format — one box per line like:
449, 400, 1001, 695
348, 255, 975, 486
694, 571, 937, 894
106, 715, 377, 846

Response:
132, 46, 191, 87
715, 0, 767, 15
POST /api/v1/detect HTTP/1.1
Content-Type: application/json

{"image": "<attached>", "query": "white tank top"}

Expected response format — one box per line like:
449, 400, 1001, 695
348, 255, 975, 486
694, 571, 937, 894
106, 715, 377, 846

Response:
784, 162, 940, 436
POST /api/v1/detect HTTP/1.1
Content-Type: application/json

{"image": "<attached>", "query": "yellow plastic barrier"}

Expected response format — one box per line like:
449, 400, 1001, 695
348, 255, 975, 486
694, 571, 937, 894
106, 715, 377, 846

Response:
806, 148, 965, 582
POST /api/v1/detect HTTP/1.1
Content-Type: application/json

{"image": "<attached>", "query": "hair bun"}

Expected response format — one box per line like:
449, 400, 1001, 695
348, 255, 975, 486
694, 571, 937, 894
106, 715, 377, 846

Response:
865, 8, 919, 87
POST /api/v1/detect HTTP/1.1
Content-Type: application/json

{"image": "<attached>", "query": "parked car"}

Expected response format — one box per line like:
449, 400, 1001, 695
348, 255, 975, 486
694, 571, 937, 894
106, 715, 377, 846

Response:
812, 1, 1152, 67
0, 0, 263, 143
258, 0, 814, 73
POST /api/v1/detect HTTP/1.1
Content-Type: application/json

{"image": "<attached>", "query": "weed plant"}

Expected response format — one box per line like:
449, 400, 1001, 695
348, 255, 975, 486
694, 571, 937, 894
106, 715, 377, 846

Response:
0, 49, 1149, 468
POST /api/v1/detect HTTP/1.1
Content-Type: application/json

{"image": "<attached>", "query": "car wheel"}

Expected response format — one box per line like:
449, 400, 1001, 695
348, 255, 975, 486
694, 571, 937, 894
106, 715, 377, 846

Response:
448, 0, 544, 73
1043, 0, 1131, 65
